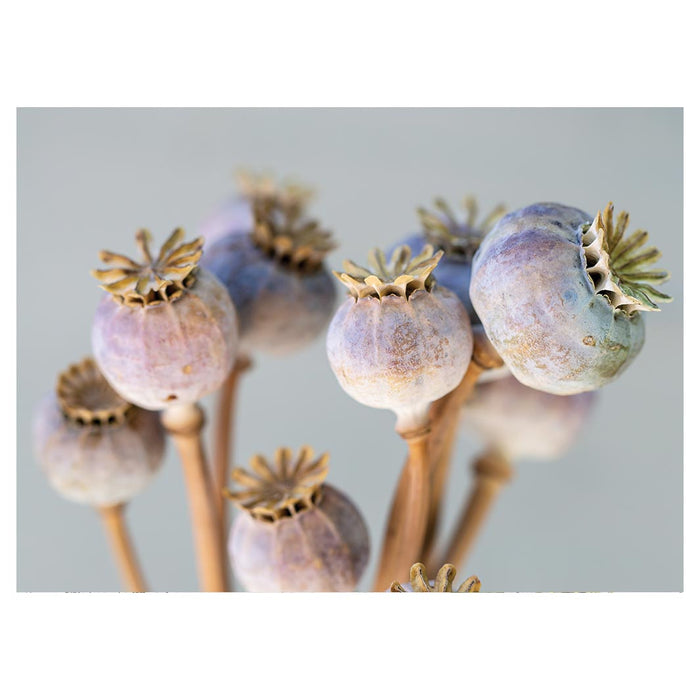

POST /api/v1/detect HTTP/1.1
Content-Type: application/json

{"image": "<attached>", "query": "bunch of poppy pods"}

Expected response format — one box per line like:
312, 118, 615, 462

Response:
33, 172, 671, 592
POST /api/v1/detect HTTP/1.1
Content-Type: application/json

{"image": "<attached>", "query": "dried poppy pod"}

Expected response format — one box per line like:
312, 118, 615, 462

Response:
388, 195, 507, 323
226, 447, 370, 592
91, 228, 238, 410
470, 202, 672, 395
389, 562, 481, 592
33, 358, 164, 507
201, 193, 337, 357
462, 375, 596, 462
326, 245, 473, 435
33, 358, 164, 592
199, 169, 315, 250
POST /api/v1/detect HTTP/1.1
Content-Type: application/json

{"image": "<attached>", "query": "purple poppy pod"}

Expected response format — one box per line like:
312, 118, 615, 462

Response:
226, 446, 370, 592
326, 245, 473, 435
199, 170, 315, 250
470, 202, 672, 395
33, 358, 164, 507
91, 229, 238, 410
462, 375, 596, 461
389, 562, 481, 592
388, 196, 507, 323
202, 197, 337, 357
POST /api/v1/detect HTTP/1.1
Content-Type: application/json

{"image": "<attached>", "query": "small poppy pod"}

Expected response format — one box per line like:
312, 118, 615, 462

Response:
326, 246, 473, 434
226, 447, 370, 592
461, 375, 596, 461
91, 228, 238, 410
33, 358, 164, 507
470, 202, 672, 395
389, 562, 481, 592
199, 170, 315, 250
387, 196, 507, 323
202, 196, 337, 357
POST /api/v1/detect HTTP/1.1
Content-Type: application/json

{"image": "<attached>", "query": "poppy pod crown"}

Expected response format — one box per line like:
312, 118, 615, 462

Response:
390, 562, 481, 592
225, 446, 329, 522
417, 196, 507, 259
56, 357, 132, 427
335, 245, 443, 300
250, 200, 336, 273
92, 228, 203, 307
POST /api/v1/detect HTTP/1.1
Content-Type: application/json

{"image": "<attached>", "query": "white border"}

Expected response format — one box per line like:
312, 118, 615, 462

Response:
4, 1, 696, 697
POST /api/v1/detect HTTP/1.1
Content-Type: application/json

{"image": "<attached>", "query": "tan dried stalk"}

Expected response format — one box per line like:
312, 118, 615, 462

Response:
372, 426, 432, 591
98, 503, 147, 593
162, 403, 227, 592
212, 355, 252, 537
420, 328, 504, 562
433, 449, 513, 573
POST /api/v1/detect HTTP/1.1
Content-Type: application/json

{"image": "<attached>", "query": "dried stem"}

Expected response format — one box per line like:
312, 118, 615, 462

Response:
97, 503, 147, 593
162, 403, 227, 592
432, 449, 513, 574
372, 427, 431, 591
421, 327, 504, 562
212, 355, 252, 532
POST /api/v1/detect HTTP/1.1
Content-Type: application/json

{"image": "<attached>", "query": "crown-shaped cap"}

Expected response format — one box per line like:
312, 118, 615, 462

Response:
582, 202, 671, 314
236, 169, 314, 219
225, 446, 329, 522
250, 199, 336, 272
92, 229, 203, 307
417, 196, 506, 258
335, 245, 444, 300
56, 357, 132, 426
390, 562, 481, 592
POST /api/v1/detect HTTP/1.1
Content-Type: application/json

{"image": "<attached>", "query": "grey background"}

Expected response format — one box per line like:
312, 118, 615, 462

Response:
17, 108, 683, 592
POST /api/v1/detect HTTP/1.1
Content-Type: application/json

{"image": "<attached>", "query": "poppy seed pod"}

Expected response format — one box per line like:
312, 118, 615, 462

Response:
326, 246, 473, 434
33, 358, 164, 507
199, 170, 315, 250
387, 196, 506, 323
389, 562, 481, 592
91, 229, 238, 410
462, 375, 596, 461
470, 202, 672, 395
202, 197, 337, 357
226, 447, 370, 592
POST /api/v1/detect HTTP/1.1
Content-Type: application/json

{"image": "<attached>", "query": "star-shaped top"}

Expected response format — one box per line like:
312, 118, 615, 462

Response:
92, 228, 203, 307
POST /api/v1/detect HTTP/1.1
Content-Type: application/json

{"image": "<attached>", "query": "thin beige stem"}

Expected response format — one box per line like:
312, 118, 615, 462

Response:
212, 356, 251, 531
97, 503, 147, 593
433, 449, 513, 573
162, 403, 227, 592
421, 360, 484, 561
421, 327, 505, 562
372, 428, 431, 592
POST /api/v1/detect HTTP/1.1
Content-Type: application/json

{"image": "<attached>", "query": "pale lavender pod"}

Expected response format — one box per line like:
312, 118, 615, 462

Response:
33, 358, 164, 507
326, 246, 473, 433
461, 374, 596, 461
202, 228, 336, 357
470, 202, 671, 395
91, 229, 238, 410
225, 447, 369, 592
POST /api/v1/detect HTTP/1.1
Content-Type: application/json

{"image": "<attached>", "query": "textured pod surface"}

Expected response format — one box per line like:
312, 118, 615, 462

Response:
92, 269, 238, 409
33, 394, 164, 507
388, 233, 477, 321
327, 287, 472, 425
462, 375, 596, 461
202, 232, 336, 356
470, 203, 645, 394
229, 484, 370, 592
